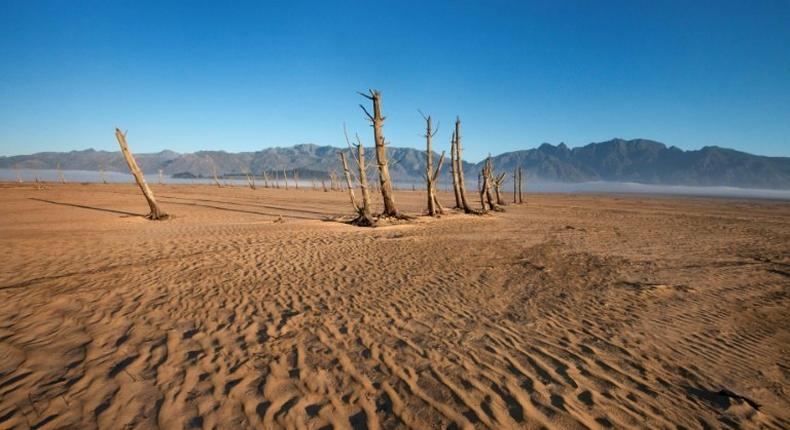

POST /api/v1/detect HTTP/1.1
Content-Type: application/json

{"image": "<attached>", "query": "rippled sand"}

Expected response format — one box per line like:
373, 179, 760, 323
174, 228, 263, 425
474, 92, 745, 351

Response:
0, 183, 788, 429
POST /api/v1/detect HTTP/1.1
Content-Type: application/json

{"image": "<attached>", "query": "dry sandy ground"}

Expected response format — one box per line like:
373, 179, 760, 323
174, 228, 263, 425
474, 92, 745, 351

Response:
0, 182, 788, 430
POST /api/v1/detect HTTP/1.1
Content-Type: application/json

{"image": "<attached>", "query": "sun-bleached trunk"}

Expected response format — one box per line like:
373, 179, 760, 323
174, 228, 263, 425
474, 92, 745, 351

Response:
114, 128, 168, 220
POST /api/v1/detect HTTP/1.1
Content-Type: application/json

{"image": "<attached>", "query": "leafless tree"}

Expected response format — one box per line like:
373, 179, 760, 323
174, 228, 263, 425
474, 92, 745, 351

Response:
158, 169, 164, 185
453, 117, 475, 213
114, 128, 168, 220
450, 131, 462, 208
283, 168, 289, 190
513, 166, 518, 203
211, 162, 222, 187
493, 171, 507, 206
359, 89, 404, 218
56, 162, 66, 184
419, 111, 445, 216
518, 166, 524, 203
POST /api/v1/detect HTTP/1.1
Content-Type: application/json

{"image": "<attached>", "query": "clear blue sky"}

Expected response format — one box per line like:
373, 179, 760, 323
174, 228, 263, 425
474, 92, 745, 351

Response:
1, 0, 788, 161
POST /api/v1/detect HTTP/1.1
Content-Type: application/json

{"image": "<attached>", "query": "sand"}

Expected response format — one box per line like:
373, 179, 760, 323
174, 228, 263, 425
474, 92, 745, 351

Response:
0, 182, 788, 429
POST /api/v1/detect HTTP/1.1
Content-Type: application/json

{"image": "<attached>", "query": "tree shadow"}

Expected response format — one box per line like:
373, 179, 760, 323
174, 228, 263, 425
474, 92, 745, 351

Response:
30, 198, 144, 217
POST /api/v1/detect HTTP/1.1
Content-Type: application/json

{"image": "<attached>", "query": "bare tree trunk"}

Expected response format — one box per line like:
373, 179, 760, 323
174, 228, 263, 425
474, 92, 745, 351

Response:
518, 167, 523, 203
263, 171, 269, 188
351, 135, 375, 226
275, 170, 280, 189
339, 152, 359, 212
283, 168, 288, 190
479, 163, 489, 214
57, 162, 66, 184
494, 172, 506, 206
14, 166, 22, 183
293, 170, 299, 189
360, 90, 401, 217
322, 180, 327, 192
513, 168, 518, 203
114, 128, 168, 220
485, 158, 501, 211
422, 113, 441, 216
455, 117, 474, 213
450, 132, 462, 208
159, 169, 164, 185
212, 164, 222, 187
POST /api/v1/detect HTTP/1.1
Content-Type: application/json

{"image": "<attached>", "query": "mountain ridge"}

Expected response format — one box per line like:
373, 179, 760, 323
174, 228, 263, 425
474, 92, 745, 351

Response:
2, 139, 789, 189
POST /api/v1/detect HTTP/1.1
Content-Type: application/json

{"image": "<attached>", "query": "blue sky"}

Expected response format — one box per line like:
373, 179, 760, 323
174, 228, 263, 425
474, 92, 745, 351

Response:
1, 0, 788, 161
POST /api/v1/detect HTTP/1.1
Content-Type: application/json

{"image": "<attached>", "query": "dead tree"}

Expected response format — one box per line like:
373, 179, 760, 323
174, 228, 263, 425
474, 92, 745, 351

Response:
274, 170, 280, 188
242, 165, 256, 189
339, 151, 358, 211
493, 172, 507, 206
479, 163, 489, 214
263, 170, 270, 188
513, 167, 518, 203
518, 167, 524, 203
453, 117, 475, 213
420, 112, 445, 216
359, 89, 403, 218
211, 163, 222, 187
56, 162, 66, 184
14, 166, 22, 183
283, 168, 289, 190
344, 126, 376, 226
478, 156, 503, 212
114, 128, 168, 220
293, 170, 299, 189
450, 131, 462, 208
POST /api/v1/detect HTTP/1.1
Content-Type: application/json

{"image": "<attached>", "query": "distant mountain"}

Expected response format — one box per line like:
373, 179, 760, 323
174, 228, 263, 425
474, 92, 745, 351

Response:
2, 139, 789, 189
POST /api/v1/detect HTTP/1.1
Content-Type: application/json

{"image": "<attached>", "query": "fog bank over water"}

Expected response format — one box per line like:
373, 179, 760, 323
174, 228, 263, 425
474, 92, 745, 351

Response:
2, 169, 788, 201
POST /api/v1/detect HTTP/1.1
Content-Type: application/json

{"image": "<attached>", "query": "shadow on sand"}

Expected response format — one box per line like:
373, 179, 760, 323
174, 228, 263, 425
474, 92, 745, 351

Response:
30, 198, 144, 217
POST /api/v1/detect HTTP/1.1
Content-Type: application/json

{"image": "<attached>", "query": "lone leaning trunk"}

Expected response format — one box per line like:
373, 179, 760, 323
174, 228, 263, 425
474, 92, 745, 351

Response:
114, 128, 167, 220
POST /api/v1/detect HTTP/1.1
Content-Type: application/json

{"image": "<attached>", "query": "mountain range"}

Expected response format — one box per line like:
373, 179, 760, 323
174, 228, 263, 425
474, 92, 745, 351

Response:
2, 138, 789, 189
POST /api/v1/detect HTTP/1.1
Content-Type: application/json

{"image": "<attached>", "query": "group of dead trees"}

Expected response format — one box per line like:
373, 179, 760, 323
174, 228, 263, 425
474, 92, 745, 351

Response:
340, 89, 525, 226
113, 88, 526, 223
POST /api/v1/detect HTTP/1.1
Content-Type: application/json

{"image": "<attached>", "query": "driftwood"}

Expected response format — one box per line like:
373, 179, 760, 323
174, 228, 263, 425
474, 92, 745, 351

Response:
114, 128, 168, 220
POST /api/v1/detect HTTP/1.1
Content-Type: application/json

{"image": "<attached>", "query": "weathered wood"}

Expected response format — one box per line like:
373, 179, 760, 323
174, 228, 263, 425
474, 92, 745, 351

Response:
339, 152, 359, 212
360, 90, 401, 217
114, 128, 168, 220
455, 117, 474, 213
450, 131, 462, 208
422, 113, 442, 216
494, 172, 507, 206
